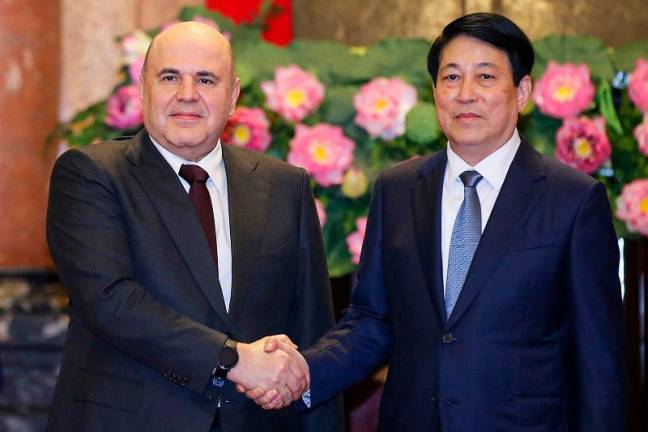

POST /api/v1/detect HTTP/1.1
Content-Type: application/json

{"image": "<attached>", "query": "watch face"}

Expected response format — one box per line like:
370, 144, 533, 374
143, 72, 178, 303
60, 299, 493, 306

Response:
219, 345, 238, 368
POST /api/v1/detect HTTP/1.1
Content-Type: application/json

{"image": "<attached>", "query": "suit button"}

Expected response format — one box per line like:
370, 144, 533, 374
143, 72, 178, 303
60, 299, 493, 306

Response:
430, 397, 437, 406
442, 333, 455, 343
446, 399, 459, 405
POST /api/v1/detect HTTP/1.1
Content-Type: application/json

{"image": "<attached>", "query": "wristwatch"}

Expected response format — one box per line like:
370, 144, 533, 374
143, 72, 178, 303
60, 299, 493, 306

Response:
211, 338, 239, 388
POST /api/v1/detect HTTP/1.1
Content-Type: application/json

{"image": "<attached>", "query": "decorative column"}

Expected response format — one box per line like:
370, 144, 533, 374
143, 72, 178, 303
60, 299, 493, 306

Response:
0, 0, 60, 269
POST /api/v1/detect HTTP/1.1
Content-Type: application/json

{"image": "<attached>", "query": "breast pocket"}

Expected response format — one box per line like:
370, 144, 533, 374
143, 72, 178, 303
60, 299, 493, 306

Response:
508, 229, 568, 251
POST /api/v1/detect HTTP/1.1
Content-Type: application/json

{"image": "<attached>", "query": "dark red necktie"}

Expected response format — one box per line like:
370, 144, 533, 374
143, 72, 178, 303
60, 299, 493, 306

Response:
179, 164, 219, 272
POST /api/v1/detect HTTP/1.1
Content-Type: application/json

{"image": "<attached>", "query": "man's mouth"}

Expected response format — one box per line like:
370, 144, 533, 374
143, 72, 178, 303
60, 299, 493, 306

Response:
455, 112, 481, 119
171, 112, 202, 120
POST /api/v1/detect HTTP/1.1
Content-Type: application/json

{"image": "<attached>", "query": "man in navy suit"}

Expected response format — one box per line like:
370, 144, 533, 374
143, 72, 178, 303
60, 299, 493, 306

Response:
253, 12, 626, 431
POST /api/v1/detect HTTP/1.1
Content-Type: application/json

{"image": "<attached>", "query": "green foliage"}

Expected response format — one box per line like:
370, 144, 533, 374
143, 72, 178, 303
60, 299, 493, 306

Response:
610, 41, 648, 72
406, 102, 439, 144
532, 34, 616, 80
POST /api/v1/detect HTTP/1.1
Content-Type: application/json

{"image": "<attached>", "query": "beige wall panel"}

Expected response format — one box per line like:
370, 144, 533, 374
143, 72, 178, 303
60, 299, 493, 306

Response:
294, 0, 648, 47
136, 0, 204, 32
60, 0, 137, 121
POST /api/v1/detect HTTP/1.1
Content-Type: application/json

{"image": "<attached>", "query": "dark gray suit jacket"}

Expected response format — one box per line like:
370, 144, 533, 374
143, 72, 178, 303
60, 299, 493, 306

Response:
46, 130, 343, 431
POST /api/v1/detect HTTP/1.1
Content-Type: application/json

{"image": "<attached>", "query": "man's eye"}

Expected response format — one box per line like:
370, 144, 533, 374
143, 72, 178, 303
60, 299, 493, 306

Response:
198, 78, 214, 85
480, 73, 495, 80
161, 75, 177, 82
444, 74, 460, 81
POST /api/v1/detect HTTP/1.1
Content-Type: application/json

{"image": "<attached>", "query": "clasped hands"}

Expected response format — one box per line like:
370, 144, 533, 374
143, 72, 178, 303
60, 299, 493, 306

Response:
227, 335, 307, 410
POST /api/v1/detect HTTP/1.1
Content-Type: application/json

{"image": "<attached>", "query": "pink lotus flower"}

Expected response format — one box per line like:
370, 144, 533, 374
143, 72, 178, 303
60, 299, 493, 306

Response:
105, 85, 142, 130
315, 199, 327, 227
288, 124, 355, 187
555, 116, 611, 174
160, 20, 181, 31
616, 179, 648, 236
221, 107, 271, 152
634, 115, 648, 156
532, 61, 595, 119
120, 30, 151, 65
346, 217, 368, 265
353, 77, 417, 140
261, 65, 325, 122
192, 15, 219, 28
629, 58, 648, 113
128, 56, 145, 84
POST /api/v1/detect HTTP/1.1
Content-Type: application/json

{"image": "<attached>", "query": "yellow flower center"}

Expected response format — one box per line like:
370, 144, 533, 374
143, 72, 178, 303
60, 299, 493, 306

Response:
286, 89, 306, 107
640, 197, 648, 214
374, 98, 389, 113
554, 84, 576, 102
312, 142, 330, 163
233, 125, 251, 145
350, 46, 368, 56
574, 138, 592, 159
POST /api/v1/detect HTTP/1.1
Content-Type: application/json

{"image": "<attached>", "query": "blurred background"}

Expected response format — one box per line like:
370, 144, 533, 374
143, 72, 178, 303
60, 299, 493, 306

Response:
1, 1, 647, 431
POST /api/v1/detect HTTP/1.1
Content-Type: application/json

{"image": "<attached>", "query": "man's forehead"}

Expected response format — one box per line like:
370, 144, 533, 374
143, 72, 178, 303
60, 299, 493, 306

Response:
148, 43, 230, 70
438, 37, 511, 69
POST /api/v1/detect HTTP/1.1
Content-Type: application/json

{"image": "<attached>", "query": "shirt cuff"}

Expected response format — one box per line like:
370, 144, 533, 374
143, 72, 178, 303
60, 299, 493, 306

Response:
301, 389, 311, 408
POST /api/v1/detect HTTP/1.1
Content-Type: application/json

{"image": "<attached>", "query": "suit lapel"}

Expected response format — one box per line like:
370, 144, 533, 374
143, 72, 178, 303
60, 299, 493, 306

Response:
411, 152, 447, 326
126, 132, 228, 322
221, 144, 271, 324
446, 140, 547, 329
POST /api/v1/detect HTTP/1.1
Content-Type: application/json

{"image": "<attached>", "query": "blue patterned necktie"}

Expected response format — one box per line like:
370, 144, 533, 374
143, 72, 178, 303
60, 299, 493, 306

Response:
445, 170, 483, 320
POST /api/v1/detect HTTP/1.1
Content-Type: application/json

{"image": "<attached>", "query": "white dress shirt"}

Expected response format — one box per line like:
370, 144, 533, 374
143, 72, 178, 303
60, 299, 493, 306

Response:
441, 129, 521, 293
151, 137, 233, 311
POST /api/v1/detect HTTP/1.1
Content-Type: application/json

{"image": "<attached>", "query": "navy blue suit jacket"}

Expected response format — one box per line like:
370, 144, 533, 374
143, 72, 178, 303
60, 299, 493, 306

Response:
303, 140, 626, 431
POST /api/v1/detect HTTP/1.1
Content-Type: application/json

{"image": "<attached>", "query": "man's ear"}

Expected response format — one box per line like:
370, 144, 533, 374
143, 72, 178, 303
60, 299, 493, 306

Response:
517, 75, 532, 113
229, 77, 241, 116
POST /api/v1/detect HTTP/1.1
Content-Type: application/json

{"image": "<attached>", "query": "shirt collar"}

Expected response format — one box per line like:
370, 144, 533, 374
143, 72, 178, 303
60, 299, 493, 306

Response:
149, 135, 227, 194
446, 128, 520, 190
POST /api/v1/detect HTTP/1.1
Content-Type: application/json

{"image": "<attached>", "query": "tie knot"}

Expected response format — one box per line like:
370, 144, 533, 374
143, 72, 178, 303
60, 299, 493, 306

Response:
459, 170, 483, 188
179, 164, 209, 184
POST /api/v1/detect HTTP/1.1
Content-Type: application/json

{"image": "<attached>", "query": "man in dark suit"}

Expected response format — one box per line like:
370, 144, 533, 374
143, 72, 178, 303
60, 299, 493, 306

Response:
255, 12, 627, 431
46, 22, 342, 431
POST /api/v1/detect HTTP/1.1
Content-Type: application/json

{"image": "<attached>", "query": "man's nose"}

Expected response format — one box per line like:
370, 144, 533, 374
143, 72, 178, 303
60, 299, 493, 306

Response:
457, 79, 477, 102
177, 78, 198, 101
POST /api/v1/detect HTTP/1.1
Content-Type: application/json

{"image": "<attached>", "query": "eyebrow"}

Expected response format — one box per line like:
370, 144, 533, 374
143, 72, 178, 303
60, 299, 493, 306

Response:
157, 68, 219, 80
441, 62, 499, 70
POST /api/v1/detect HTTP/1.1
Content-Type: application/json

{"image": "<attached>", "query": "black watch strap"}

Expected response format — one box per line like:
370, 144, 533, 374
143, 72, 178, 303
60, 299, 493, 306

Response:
210, 338, 239, 388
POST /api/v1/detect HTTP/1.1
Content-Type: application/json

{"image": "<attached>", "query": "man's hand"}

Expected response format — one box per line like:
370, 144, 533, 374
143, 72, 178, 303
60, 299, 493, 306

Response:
228, 335, 309, 409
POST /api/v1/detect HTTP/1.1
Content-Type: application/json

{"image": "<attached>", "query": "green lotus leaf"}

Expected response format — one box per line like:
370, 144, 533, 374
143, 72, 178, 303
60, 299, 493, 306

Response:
406, 102, 439, 144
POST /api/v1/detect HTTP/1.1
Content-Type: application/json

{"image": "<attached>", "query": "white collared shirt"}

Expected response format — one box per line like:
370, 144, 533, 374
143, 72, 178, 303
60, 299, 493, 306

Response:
151, 136, 233, 311
441, 129, 521, 292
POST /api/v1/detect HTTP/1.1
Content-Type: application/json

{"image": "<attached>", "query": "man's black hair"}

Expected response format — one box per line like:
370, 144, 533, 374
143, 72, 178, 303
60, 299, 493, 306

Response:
427, 12, 534, 86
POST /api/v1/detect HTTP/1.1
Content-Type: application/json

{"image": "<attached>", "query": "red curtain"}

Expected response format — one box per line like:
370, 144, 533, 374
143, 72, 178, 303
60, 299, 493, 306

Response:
205, 0, 292, 46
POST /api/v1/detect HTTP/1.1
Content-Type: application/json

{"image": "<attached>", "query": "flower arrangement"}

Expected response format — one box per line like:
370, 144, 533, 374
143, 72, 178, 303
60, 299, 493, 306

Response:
54, 6, 648, 276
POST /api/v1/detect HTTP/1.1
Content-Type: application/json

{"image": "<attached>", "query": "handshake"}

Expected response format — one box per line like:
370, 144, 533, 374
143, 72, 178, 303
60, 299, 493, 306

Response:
227, 335, 308, 410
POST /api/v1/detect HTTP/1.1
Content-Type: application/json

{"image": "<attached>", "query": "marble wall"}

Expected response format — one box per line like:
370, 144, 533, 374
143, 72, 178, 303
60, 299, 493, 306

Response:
0, 0, 60, 269
0, 272, 67, 431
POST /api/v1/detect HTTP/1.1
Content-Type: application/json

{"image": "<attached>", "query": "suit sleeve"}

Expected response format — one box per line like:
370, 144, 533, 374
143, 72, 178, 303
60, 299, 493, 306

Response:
47, 150, 226, 396
302, 173, 393, 409
290, 169, 344, 432
567, 181, 626, 431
